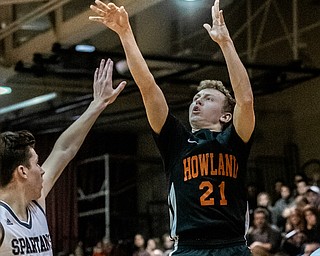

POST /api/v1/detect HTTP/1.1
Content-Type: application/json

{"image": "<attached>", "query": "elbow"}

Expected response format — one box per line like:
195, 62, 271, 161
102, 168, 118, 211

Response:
59, 146, 78, 162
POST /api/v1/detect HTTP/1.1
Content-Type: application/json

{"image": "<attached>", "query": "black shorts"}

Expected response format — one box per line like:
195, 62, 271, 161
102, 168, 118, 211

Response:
170, 244, 252, 256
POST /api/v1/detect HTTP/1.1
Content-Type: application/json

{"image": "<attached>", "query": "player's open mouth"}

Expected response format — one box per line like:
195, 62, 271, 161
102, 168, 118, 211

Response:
193, 106, 200, 112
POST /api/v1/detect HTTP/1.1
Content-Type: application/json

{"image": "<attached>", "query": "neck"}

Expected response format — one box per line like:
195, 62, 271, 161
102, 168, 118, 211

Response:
192, 127, 222, 133
0, 186, 30, 221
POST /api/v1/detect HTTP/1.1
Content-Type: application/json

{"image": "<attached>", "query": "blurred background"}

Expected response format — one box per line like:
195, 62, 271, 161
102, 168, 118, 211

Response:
0, 0, 320, 255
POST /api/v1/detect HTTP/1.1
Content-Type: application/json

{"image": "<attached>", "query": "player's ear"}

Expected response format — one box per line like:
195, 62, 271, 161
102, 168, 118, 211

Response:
16, 165, 28, 179
220, 112, 232, 124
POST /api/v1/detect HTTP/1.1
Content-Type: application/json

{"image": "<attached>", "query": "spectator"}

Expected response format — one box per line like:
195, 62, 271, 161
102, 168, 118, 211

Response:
102, 237, 114, 256
281, 208, 307, 256
294, 195, 310, 211
293, 173, 308, 197
302, 205, 320, 243
257, 192, 274, 223
285, 207, 305, 233
132, 234, 150, 256
92, 241, 106, 256
306, 186, 320, 208
74, 241, 85, 256
146, 237, 163, 256
247, 207, 282, 256
281, 230, 307, 256
296, 179, 309, 198
161, 233, 173, 256
272, 185, 295, 231
272, 179, 284, 205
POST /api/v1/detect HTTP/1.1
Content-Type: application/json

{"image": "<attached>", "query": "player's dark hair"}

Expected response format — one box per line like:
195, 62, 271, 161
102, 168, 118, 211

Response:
0, 130, 35, 187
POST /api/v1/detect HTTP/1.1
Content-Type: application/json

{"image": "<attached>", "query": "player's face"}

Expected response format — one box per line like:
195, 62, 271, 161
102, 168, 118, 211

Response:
189, 88, 227, 131
25, 148, 45, 200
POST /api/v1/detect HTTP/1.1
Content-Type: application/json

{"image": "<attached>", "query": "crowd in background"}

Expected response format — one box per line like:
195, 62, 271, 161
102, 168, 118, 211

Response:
70, 232, 173, 256
67, 172, 319, 256
246, 172, 320, 256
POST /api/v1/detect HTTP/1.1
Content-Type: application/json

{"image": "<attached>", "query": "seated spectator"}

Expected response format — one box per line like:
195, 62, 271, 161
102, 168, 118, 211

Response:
257, 192, 274, 224
92, 241, 106, 256
272, 185, 295, 231
161, 233, 173, 256
272, 179, 284, 205
247, 207, 282, 256
281, 229, 307, 256
74, 241, 84, 256
132, 234, 150, 256
306, 186, 320, 209
102, 237, 113, 256
284, 207, 305, 233
295, 179, 309, 198
146, 237, 163, 256
294, 195, 310, 211
302, 205, 320, 243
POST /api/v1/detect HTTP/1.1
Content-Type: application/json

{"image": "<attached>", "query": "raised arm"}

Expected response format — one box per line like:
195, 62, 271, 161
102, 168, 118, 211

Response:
89, 1, 168, 134
38, 59, 126, 208
203, 0, 255, 142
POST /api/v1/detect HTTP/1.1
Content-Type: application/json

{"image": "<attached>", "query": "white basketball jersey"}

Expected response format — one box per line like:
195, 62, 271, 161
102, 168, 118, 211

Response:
0, 200, 53, 256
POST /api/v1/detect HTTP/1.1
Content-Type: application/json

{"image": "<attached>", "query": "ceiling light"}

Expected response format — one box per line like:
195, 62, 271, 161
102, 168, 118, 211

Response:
0, 92, 57, 115
0, 86, 12, 95
75, 45, 96, 53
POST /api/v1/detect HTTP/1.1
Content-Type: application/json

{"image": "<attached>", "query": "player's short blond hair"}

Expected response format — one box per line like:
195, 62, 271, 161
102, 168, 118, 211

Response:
197, 80, 235, 113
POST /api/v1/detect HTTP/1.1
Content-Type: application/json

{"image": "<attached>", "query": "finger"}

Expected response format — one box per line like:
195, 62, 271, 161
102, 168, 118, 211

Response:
107, 81, 126, 105
94, 68, 99, 83
88, 16, 104, 22
100, 58, 111, 81
107, 2, 118, 11
119, 5, 125, 13
90, 5, 105, 16
214, 0, 220, 20
99, 59, 106, 79
95, 0, 110, 12
211, 6, 215, 23
203, 23, 211, 33
119, 5, 128, 17
105, 59, 113, 81
114, 81, 127, 96
220, 10, 225, 24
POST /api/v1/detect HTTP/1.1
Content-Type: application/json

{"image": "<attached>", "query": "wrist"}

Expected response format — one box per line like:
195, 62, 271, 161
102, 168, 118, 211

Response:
89, 99, 107, 113
216, 37, 233, 47
119, 25, 134, 39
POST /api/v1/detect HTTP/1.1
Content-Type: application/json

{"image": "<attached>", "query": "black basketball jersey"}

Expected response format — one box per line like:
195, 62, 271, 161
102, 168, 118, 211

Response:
153, 113, 254, 246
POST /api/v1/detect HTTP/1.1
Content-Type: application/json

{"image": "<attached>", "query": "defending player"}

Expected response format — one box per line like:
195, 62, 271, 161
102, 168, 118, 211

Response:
0, 59, 126, 255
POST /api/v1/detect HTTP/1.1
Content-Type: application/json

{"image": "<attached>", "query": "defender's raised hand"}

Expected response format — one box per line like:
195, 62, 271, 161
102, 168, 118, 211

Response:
93, 58, 126, 106
203, 0, 231, 44
89, 0, 130, 35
